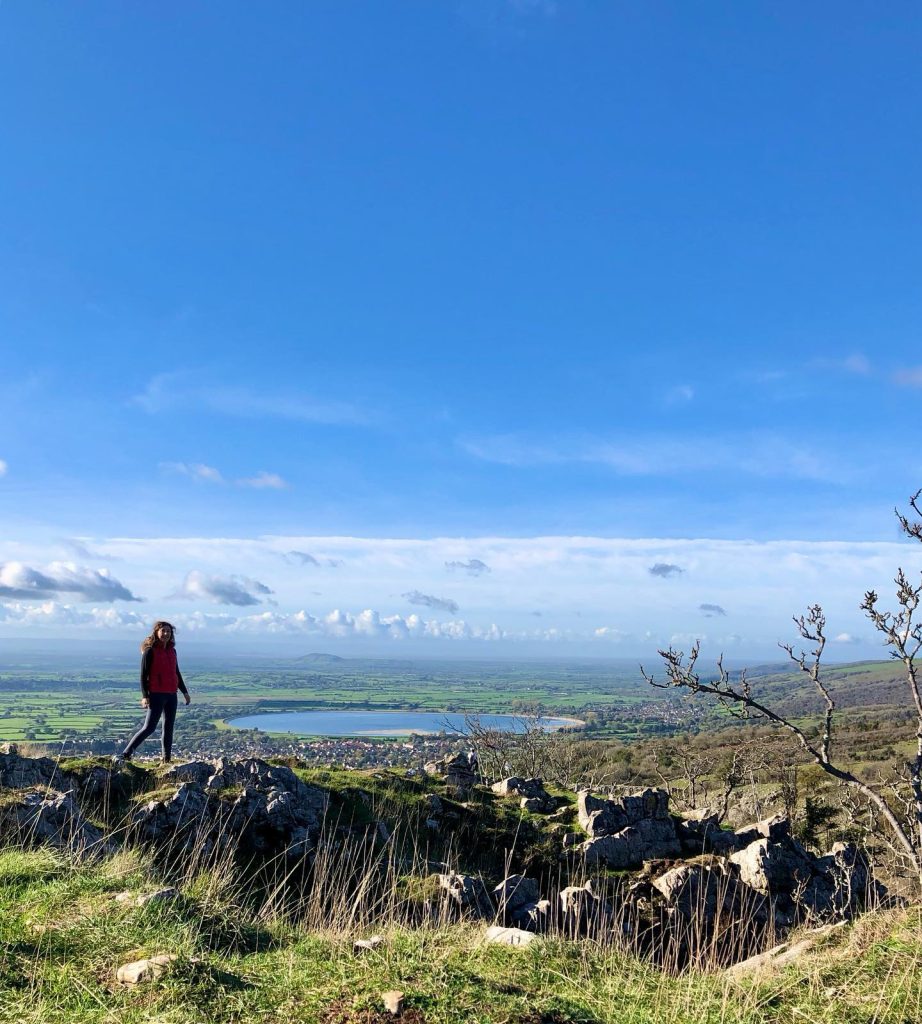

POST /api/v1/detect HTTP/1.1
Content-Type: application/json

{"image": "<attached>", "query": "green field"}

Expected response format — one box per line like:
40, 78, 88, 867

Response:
0, 655, 663, 748
0, 652, 912, 755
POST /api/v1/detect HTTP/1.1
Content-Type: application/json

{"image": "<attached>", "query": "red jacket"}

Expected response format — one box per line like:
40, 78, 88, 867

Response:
140, 644, 189, 697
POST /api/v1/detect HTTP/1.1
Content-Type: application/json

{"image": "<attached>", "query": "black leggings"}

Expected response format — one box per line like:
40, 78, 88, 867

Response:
123, 692, 178, 760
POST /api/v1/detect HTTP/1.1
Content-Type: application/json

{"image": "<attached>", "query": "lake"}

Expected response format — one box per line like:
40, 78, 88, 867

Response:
226, 710, 581, 737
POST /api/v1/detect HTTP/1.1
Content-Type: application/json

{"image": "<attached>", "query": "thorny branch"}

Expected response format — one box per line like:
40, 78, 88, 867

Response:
779, 604, 834, 763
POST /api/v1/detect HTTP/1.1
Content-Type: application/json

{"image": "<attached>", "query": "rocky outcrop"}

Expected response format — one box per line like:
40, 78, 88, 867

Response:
491, 873, 549, 929
424, 751, 479, 792
0, 745, 61, 790
582, 817, 682, 868
492, 777, 556, 813
131, 758, 329, 858
651, 859, 768, 926
2, 789, 108, 859
577, 788, 671, 835
728, 834, 878, 924
0, 753, 887, 968
576, 788, 681, 867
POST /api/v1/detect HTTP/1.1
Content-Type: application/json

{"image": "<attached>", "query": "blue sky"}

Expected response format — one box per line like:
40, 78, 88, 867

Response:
2, 1, 922, 657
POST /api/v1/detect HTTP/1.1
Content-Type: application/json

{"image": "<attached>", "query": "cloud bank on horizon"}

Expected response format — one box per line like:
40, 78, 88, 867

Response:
1, 533, 919, 660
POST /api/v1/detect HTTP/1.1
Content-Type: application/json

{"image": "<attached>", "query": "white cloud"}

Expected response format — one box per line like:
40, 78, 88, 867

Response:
843, 354, 871, 375
458, 432, 848, 482
173, 610, 239, 632
0, 562, 140, 602
0, 459, 7, 477
65, 539, 121, 562
161, 462, 224, 484
171, 571, 274, 607
445, 559, 490, 576
594, 627, 632, 642
403, 590, 460, 613
134, 373, 369, 425
237, 471, 288, 490
894, 367, 922, 388
222, 607, 489, 642
3, 532, 919, 658
649, 562, 683, 578
161, 462, 289, 490
0, 600, 145, 629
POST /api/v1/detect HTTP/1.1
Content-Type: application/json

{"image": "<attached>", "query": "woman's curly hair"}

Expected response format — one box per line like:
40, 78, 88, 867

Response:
140, 621, 176, 652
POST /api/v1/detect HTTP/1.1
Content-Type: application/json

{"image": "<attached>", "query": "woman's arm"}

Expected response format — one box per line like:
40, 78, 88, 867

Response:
176, 664, 191, 704
140, 648, 152, 698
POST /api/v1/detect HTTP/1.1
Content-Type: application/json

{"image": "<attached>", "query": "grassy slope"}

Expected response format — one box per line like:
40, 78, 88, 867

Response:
1, 848, 921, 1024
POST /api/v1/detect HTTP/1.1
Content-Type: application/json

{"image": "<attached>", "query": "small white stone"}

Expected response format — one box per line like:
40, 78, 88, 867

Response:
381, 990, 405, 1015
484, 925, 536, 947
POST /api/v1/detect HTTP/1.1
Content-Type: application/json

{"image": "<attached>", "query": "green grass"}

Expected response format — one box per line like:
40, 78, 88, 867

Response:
1, 848, 921, 1023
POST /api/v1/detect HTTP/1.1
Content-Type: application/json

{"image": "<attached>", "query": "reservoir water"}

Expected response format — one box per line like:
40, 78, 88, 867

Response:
226, 710, 580, 737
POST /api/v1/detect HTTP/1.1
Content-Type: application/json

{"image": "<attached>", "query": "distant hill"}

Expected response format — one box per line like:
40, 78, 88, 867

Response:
295, 653, 347, 664
726, 660, 908, 717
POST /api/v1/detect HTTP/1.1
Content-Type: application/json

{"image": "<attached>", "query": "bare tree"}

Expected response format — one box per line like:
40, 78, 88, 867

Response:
641, 503, 922, 891
457, 706, 549, 783
651, 745, 716, 812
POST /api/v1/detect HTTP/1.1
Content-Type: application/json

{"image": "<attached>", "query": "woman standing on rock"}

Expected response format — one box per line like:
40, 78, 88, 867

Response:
114, 621, 191, 765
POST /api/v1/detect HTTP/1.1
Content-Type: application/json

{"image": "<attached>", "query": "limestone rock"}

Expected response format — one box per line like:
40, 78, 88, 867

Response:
652, 861, 767, 924
6, 789, 108, 858
0, 748, 59, 789
814, 842, 874, 905
492, 777, 548, 800
116, 954, 177, 985
132, 758, 328, 856
520, 795, 554, 813
437, 871, 494, 918
492, 874, 540, 917
729, 837, 813, 896
514, 898, 551, 932
136, 887, 180, 907
676, 817, 749, 857
577, 788, 670, 837
162, 761, 215, 786
581, 817, 681, 868
559, 880, 612, 935
734, 813, 791, 847
726, 922, 847, 979
424, 751, 478, 791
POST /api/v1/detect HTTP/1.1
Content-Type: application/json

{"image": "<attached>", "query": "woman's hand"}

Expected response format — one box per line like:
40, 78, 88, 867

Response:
141, 697, 150, 709
184, 693, 192, 706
